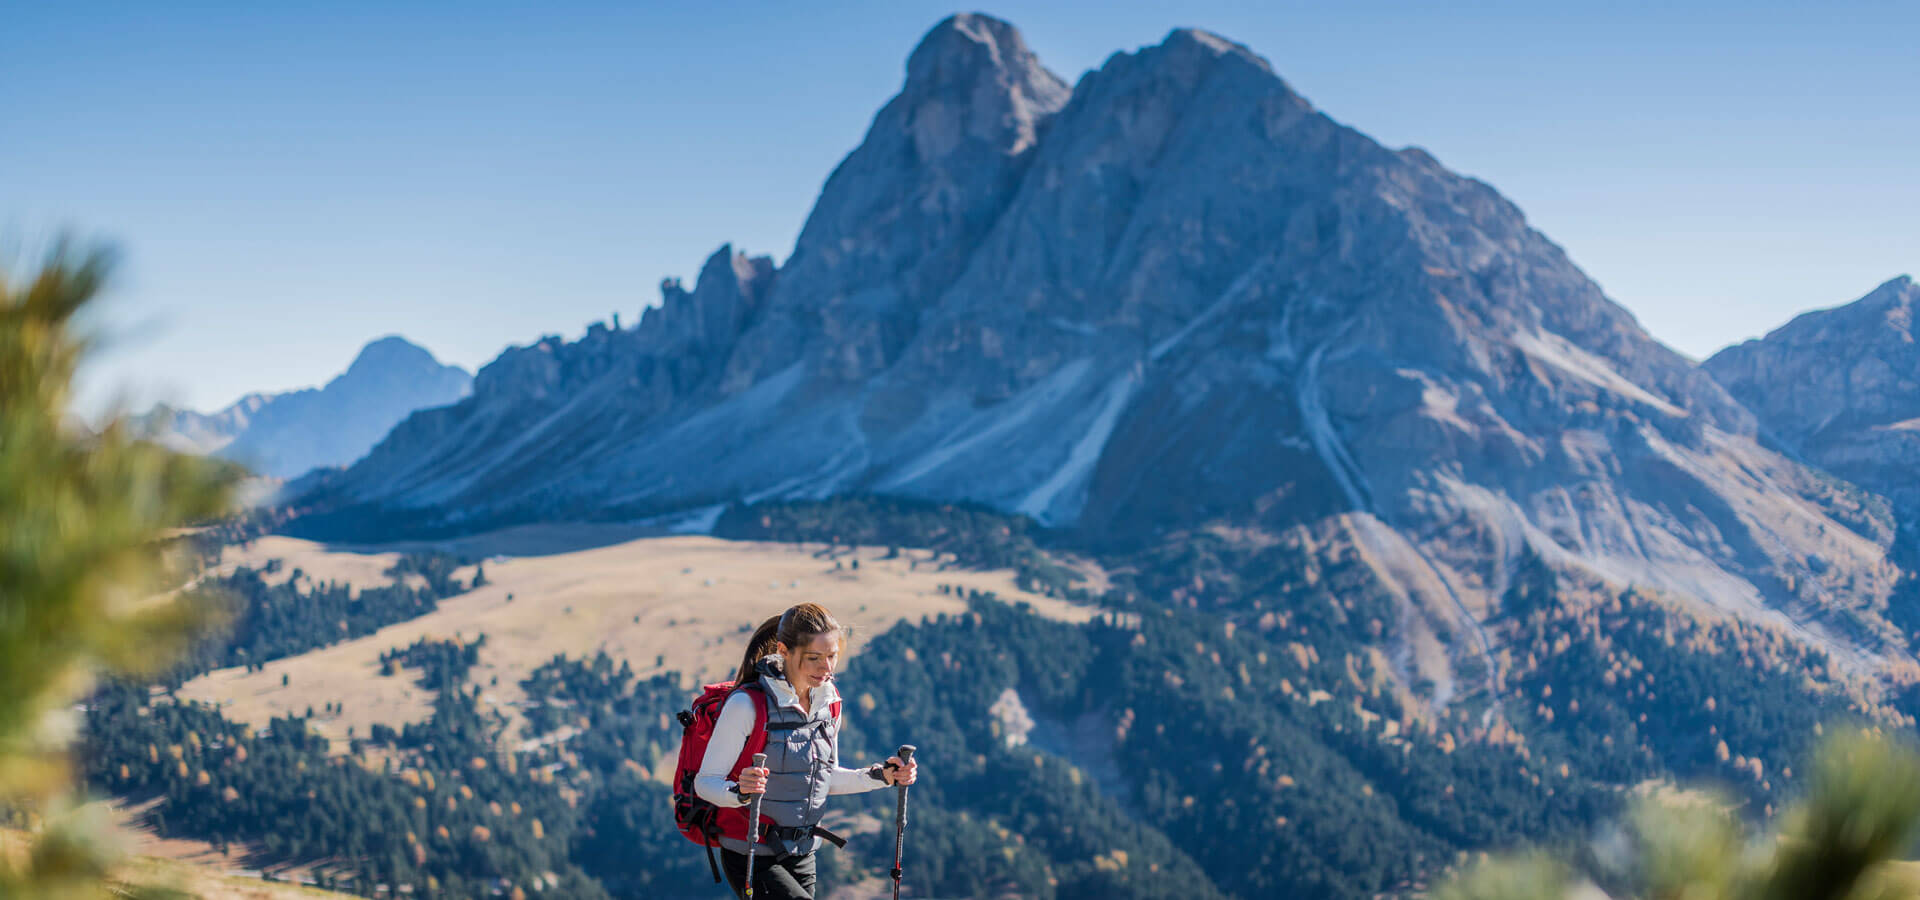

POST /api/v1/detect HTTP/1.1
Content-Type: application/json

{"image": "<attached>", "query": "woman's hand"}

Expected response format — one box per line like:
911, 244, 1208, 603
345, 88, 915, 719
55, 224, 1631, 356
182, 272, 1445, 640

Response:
737, 766, 770, 795
883, 756, 918, 787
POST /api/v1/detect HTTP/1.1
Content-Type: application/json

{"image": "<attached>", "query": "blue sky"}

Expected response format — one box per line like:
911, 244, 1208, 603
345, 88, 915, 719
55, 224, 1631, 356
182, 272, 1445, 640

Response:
5, 1, 1915, 414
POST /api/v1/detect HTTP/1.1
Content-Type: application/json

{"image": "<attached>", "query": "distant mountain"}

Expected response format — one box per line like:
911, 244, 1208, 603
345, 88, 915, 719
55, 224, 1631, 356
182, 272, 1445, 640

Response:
300, 15, 1896, 674
140, 392, 274, 456
139, 336, 472, 479
1705, 275, 1920, 517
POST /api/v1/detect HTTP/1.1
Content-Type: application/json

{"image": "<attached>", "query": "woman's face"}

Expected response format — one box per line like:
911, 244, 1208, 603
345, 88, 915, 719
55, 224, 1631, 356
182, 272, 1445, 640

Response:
781, 630, 840, 692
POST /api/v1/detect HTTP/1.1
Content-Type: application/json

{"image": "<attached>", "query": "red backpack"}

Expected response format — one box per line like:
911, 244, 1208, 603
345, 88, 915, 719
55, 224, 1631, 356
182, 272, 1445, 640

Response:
672, 680, 844, 882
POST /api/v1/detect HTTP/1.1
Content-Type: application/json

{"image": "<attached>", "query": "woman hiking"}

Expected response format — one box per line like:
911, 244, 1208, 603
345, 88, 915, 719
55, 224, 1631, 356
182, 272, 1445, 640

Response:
695, 602, 919, 899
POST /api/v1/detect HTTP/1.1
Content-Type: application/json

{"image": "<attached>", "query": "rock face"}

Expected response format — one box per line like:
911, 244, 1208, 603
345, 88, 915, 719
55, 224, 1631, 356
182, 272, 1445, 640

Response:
310, 15, 1898, 663
721, 12, 1070, 392
141, 336, 471, 479
1705, 276, 1920, 517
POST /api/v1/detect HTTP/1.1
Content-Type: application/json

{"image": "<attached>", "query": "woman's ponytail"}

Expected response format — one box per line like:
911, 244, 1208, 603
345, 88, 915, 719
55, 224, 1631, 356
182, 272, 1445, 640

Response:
732, 615, 783, 687
731, 603, 846, 688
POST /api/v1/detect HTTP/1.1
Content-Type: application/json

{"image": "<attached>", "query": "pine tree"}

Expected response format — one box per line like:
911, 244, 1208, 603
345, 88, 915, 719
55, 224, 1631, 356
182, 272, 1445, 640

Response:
1438, 728, 1920, 900
0, 243, 236, 898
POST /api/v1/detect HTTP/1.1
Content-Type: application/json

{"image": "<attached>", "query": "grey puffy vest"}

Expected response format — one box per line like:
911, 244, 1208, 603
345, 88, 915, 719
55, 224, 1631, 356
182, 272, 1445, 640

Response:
719, 657, 837, 857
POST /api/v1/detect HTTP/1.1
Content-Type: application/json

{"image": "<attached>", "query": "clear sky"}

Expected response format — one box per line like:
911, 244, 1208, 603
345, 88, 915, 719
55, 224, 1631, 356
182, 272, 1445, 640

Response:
5, 1, 1915, 415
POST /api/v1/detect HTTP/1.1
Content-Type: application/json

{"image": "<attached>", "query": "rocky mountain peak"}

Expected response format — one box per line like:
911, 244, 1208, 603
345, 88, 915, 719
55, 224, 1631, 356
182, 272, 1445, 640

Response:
712, 14, 1071, 392
905, 15, 1067, 150
1154, 26, 1273, 76
1111, 25, 1292, 117
885, 12, 1071, 170
1751, 275, 1916, 346
1706, 275, 1920, 444
1871, 272, 1916, 293
142, 336, 469, 479
1704, 275, 1920, 518
905, 14, 1067, 125
1854, 274, 1917, 323
342, 335, 439, 379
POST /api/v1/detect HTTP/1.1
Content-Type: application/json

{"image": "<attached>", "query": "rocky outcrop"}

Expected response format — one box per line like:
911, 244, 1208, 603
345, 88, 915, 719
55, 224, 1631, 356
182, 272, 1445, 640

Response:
142, 336, 471, 479
643, 247, 773, 360
305, 16, 1899, 665
1705, 275, 1920, 516
719, 13, 1071, 391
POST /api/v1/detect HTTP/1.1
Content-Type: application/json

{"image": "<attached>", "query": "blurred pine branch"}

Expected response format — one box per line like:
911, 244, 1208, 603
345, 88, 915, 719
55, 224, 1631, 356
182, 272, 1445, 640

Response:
1, 242, 237, 899
1442, 728, 1920, 900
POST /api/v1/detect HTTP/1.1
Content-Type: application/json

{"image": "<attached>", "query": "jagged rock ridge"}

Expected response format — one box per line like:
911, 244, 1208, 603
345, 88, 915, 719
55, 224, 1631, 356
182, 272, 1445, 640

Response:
310, 14, 1899, 679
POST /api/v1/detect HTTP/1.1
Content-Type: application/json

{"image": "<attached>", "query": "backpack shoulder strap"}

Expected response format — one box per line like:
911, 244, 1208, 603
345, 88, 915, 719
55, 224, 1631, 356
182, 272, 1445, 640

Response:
731, 682, 771, 761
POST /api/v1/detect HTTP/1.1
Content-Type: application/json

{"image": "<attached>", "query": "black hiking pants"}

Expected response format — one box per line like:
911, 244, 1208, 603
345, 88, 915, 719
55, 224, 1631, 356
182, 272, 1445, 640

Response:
721, 848, 817, 899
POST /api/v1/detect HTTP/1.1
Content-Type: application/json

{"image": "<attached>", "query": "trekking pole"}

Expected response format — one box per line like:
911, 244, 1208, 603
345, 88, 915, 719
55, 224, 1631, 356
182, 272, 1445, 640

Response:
889, 744, 916, 900
743, 752, 768, 900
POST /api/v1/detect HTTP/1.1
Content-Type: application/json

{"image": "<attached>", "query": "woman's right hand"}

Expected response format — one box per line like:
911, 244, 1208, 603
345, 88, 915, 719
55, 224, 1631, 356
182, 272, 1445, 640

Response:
737, 766, 770, 796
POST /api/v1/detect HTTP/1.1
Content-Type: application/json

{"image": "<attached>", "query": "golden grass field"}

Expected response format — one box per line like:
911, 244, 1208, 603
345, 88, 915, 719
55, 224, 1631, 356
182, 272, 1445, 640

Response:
179, 526, 1103, 755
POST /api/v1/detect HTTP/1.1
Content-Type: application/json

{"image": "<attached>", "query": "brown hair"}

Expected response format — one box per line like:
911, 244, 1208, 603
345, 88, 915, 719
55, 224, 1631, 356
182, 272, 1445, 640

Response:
732, 603, 845, 687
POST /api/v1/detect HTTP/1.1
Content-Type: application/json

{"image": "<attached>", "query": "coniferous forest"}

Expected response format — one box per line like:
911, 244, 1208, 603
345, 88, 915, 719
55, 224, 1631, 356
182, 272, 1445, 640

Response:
77, 497, 1900, 898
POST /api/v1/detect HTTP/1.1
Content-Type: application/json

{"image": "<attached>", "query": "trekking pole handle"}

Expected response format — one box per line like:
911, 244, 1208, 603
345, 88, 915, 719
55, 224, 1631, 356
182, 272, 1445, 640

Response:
881, 745, 915, 782
748, 752, 768, 792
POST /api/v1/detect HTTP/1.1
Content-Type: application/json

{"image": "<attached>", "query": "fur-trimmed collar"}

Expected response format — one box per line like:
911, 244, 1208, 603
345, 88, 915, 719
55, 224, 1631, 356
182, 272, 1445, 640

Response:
755, 656, 841, 717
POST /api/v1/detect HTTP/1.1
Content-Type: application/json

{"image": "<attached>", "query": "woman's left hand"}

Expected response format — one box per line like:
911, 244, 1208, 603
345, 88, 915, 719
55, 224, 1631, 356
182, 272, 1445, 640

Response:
884, 756, 918, 786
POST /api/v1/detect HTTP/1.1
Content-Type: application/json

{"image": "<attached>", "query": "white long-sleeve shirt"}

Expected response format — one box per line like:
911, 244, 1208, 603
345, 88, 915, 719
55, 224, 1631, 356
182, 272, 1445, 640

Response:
694, 676, 890, 808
